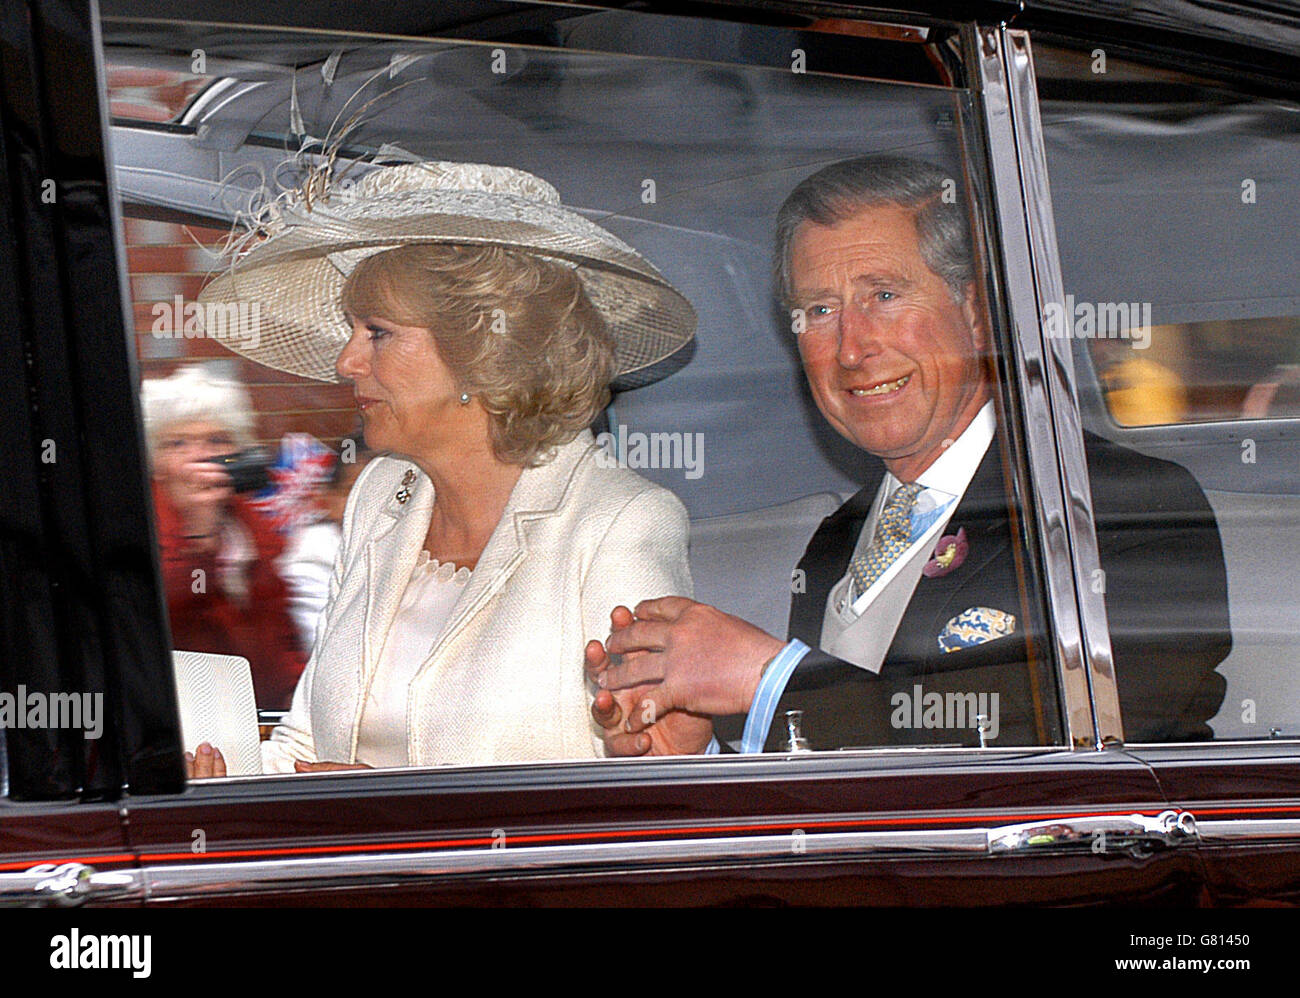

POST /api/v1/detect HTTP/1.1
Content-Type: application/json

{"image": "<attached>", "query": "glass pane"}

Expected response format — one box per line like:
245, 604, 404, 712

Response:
100, 9, 1065, 775
1038, 41, 1300, 740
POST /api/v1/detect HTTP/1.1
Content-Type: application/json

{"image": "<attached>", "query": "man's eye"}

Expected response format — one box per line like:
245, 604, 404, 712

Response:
366, 324, 391, 341
807, 304, 833, 317
876, 290, 897, 302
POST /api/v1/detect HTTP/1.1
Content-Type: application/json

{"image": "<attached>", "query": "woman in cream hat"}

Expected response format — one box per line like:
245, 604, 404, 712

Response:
186, 160, 697, 775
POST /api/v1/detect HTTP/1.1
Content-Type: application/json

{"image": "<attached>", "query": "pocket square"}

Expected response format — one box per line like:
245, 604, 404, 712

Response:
938, 606, 1016, 653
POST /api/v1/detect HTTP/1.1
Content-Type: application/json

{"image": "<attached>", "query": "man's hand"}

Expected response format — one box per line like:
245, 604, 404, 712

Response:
185, 742, 226, 779
294, 760, 373, 772
587, 635, 713, 756
598, 597, 784, 724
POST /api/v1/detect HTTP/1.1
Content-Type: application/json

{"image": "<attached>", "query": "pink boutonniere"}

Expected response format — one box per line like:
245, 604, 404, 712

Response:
923, 527, 968, 578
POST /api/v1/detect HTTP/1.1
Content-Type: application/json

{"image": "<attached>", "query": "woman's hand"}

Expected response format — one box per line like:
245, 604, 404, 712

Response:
293, 760, 373, 772
184, 745, 373, 777
591, 685, 714, 755
185, 742, 227, 779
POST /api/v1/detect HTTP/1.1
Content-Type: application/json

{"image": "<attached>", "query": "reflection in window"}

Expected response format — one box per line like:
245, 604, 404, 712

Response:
1085, 317, 1300, 425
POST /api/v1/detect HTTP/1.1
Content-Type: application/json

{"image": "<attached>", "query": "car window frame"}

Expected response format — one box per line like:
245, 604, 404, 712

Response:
144, 8, 1094, 775
970, 24, 1120, 748
18, 0, 1277, 907
2, 1, 1127, 811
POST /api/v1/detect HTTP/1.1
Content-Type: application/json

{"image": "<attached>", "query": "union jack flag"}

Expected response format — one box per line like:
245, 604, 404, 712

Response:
249, 433, 336, 534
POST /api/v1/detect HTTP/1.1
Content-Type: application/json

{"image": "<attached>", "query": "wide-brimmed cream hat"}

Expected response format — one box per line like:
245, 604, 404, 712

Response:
197, 161, 696, 385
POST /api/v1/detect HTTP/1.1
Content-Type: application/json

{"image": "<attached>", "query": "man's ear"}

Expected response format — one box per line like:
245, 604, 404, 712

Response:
962, 281, 990, 353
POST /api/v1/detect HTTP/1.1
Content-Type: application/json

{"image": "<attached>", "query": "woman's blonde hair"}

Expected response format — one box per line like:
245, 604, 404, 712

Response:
342, 244, 615, 466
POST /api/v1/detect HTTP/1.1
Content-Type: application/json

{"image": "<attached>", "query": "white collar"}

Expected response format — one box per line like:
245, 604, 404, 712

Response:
881, 400, 996, 503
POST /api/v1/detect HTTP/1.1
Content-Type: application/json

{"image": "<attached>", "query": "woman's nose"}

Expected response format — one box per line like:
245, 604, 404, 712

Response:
335, 327, 368, 381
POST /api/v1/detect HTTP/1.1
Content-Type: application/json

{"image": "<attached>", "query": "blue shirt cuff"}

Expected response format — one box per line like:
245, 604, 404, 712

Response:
704, 736, 720, 755
740, 640, 811, 753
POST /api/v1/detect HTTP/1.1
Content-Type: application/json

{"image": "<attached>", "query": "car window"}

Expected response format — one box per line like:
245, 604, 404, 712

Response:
1037, 41, 1300, 741
99, 8, 1073, 776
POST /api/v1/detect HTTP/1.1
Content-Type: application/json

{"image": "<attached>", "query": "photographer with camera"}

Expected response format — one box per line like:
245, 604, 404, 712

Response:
142, 364, 307, 708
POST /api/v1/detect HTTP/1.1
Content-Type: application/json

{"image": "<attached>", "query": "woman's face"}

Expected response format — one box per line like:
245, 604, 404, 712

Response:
335, 312, 485, 463
152, 419, 239, 513
153, 420, 237, 483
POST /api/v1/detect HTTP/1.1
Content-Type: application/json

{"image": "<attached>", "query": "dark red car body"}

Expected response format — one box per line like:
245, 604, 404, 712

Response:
2, 0, 1299, 908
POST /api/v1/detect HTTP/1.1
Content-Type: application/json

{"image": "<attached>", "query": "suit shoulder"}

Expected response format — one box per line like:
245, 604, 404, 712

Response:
1081, 430, 1212, 517
568, 445, 690, 524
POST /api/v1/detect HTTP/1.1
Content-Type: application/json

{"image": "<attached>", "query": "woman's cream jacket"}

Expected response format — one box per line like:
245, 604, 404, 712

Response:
261, 431, 692, 771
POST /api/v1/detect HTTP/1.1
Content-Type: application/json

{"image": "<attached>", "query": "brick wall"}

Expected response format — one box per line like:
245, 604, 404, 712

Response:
111, 65, 358, 452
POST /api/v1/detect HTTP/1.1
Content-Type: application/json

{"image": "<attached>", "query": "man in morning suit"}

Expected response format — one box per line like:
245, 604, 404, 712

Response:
587, 155, 1229, 754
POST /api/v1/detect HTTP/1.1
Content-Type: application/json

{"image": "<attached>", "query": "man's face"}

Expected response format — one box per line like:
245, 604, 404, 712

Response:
788, 203, 990, 482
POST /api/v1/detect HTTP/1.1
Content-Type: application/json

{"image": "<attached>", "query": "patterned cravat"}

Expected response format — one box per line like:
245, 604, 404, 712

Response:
848, 482, 924, 602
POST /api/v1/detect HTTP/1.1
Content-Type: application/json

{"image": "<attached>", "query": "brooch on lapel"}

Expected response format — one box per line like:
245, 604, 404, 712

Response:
395, 468, 416, 505
938, 606, 1016, 654
922, 527, 968, 578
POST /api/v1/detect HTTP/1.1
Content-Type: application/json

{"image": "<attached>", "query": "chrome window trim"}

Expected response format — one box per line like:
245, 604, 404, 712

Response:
998, 28, 1124, 745
971, 25, 1099, 749
139, 803, 1198, 899
0, 865, 145, 908
1137, 738, 1300, 753
1196, 819, 1300, 844
140, 830, 987, 899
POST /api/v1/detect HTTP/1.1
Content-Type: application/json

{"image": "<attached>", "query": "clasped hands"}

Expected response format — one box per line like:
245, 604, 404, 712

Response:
587, 597, 784, 756
187, 595, 782, 775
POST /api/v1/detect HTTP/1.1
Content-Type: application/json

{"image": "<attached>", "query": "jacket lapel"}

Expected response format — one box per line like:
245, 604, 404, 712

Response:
362, 471, 435, 680
417, 431, 599, 669
789, 430, 1019, 662
883, 433, 1018, 666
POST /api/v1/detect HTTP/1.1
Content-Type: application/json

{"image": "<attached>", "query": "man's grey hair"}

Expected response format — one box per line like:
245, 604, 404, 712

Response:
775, 155, 974, 305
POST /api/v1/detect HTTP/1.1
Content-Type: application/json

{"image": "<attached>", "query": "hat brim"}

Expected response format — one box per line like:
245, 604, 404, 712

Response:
196, 202, 697, 386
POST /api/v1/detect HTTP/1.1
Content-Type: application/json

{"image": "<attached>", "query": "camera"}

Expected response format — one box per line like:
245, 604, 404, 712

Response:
205, 448, 272, 494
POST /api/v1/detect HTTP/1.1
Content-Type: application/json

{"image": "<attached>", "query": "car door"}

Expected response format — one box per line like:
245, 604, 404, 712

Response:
0, 0, 175, 908
3, 0, 1224, 908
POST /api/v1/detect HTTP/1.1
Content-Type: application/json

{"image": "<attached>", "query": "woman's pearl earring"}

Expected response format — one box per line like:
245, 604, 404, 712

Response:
458, 392, 471, 405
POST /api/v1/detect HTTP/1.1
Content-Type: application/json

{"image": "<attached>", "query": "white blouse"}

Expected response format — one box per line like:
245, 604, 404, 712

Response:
355, 551, 471, 768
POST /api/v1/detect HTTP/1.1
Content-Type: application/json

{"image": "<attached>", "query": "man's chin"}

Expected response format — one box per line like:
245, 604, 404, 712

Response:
835, 424, 924, 462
